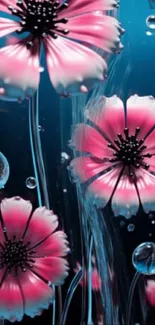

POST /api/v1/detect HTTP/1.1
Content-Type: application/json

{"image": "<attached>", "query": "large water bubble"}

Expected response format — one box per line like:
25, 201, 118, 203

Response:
0, 152, 9, 189
146, 15, 155, 29
132, 242, 155, 275
26, 177, 37, 189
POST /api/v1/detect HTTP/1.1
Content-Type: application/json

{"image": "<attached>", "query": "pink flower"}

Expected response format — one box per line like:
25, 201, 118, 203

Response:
70, 95, 155, 218
74, 262, 101, 291
0, 196, 69, 322
0, 0, 123, 101
145, 280, 155, 306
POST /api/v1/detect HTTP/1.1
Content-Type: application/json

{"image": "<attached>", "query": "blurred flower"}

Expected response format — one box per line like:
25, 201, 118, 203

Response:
145, 280, 155, 306
70, 95, 155, 218
0, 196, 69, 322
0, 0, 123, 101
74, 262, 101, 291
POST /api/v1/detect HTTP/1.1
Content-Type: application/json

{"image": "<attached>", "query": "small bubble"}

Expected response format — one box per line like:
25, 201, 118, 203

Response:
149, 233, 153, 237
63, 189, 67, 193
127, 224, 135, 232
61, 152, 70, 164
26, 177, 37, 189
146, 31, 153, 36
120, 221, 125, 228
152, 220, 155, 224
149, 213, 154, 219
38, 125, 44, 132
132, 242, 155, 275
146, 15, 155, 29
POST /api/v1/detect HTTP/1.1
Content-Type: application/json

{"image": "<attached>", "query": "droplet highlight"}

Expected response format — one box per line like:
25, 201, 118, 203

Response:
146, 15, 155, 29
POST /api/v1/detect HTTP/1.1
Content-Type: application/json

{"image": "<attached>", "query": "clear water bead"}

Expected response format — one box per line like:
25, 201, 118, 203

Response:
0, 152, 10, 189
127, 224, 135, 232
26, 177, 37, 189
146, 15, 155, 29
132, 242, 155, 275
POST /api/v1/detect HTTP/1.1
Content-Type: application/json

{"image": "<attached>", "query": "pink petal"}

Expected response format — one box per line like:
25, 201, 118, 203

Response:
70, 124, 112, 159
0, 0, 22, 13
145, 280, 155, 306
136, 169, 155, 213
0, 271, 23, 322
43, 36, 107, 96
70, 156, 112, 183
111, 171, 139, 218
0, 41, 40, 101
126, 95, 155, 140
0, 18, 21, 38
1, 197, 32, 240
61, 13, 121, 53
87, 166, 122, 208
24, 207, 58, 245
33, 256, 69, 285
144, 154, 155, 173
34, 231, 69, 257
19, 270, 53, 318
58, 0, 117, 18
92, 268, 101, 291
85, 96, 125, 141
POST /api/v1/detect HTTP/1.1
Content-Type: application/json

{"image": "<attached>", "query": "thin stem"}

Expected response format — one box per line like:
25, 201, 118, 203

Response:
29, 90, 56, 323
126, 272, 140, 325
87, 235, 93, 325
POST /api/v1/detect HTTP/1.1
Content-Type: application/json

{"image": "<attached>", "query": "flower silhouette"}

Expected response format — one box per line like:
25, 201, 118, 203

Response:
70, 95, 155, 218
0, 196, 69, 322
0, 0, 123, 101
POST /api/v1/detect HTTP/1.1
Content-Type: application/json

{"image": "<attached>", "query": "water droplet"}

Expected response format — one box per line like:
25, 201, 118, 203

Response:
152, 220, 155, 224
127, 224, 135, 232
63, 189, 67, 193
0, 152, 10, 189
149, 233, 153, 237
26, 177, 37, 189
132, 242, 155, 275
120, 221, 125, 228
38, 125, 44, 132
146, 15, 155, 29
61, 152, 70, 164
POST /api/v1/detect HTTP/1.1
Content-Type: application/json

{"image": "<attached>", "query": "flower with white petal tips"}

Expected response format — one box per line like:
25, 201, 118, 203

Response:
0, 0, 123, 101
0, 196, 69, 322
69, 95, 155, 218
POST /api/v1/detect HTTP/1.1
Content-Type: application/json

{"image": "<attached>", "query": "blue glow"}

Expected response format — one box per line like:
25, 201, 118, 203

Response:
132, 242, 155, 275
0, 152, 9, 189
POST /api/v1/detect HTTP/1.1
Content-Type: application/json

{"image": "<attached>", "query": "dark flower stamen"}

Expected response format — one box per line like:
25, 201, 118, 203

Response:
0, 234, 35, 272
108, 127, 152, 178
8, 0, 69, 48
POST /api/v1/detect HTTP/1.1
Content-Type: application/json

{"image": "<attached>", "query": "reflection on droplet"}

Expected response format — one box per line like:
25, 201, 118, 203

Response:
0, 152, 10, 189
61, 152, 70, 164
146, 30, 153, 36
132, 242, 155, 275
26, 177, 37, 189
146, 15, 155, 29
127, 224, 135, 232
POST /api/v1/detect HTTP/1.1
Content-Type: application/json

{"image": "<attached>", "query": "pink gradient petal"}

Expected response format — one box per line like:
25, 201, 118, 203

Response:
70, 156, 113, 183
35, 231, 69, 257
135, 169, 155, 213
0, 41, 40, 101
0, 0, 23, 13
87, 166, 122, 208
0, 18, 21, 38
70, 124, 112, 159
43, 36, 107, 96
144, 154, 155, 173
126, 95, 155, 140
33, 256, 69, 285
1, 197, 32, 240
20, 270, 53, 318
111, 171, 139, 218
85, 96, 125, 141
92, 268, 101, 291
61, 13, 120, 53
145, 280, 155, 306
58, 0, 117, 18
24, 207, 58, 245
0, 271, 23, 322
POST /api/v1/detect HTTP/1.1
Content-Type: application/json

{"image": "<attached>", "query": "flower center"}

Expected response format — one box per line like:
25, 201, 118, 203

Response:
0, 236, 35, 272
8, 0, 69, 48
108, 127, 152, 177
